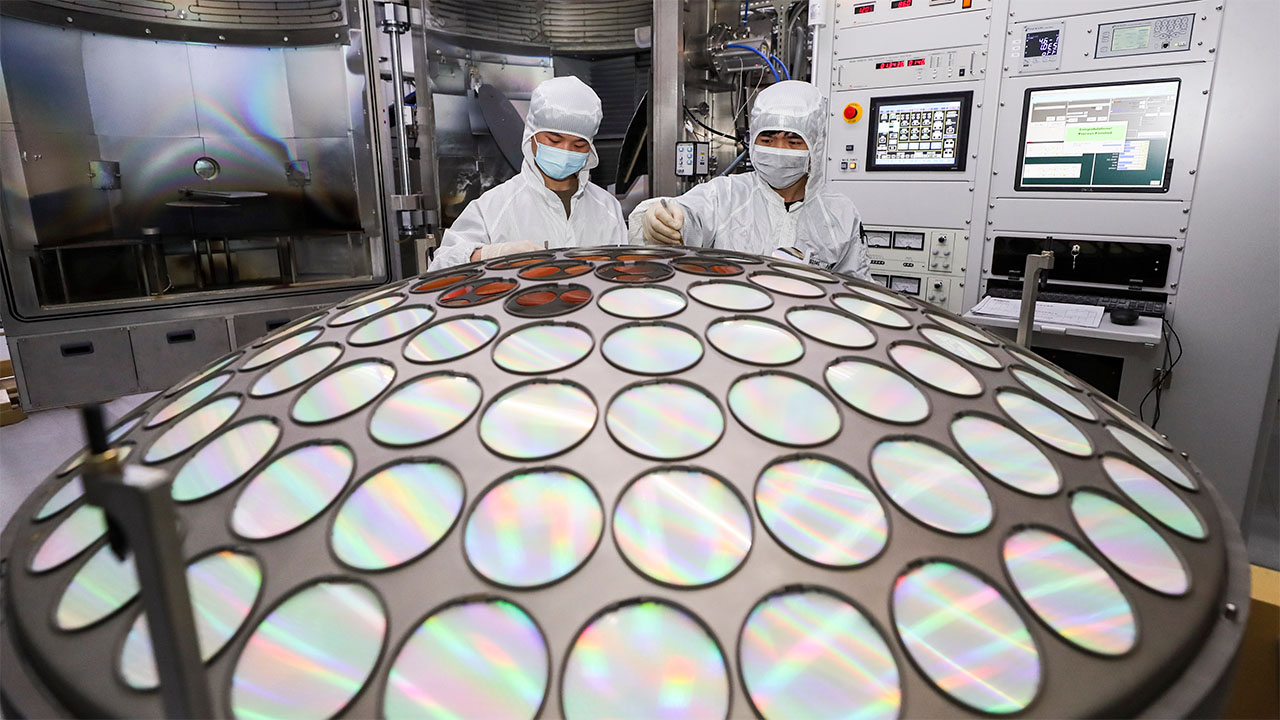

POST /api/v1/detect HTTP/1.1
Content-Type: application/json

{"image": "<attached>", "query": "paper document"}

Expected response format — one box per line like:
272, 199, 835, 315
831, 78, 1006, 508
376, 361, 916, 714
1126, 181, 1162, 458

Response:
970, 296, 1105, 328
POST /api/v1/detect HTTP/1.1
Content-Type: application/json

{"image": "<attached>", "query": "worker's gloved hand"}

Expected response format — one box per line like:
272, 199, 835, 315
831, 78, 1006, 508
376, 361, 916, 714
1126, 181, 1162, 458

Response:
479, 240, 544, 261
642, 201, 684, 245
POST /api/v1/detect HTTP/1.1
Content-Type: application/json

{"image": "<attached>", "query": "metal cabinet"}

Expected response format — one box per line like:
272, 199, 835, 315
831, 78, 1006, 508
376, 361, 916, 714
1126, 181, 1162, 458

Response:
232, 305, 328, 347
13, 328, 139, 409
129, 317, 232, 389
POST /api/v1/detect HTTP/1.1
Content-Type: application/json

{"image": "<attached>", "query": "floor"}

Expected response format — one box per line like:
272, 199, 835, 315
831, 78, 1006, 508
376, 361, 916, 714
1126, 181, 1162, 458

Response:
0, 393, 153, 531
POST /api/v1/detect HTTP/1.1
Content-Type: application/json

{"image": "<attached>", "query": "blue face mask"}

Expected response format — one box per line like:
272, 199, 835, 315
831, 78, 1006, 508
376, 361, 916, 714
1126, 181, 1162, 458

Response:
534, 141, 589, 180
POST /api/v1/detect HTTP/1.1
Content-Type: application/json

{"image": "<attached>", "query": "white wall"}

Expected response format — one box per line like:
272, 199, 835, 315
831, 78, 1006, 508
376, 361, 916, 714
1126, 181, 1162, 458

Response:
1156, 0, 1280, 521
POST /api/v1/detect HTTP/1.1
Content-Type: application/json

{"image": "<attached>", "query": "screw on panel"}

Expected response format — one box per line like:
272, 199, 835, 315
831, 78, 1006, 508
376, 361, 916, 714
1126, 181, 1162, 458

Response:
66, 15, 73, 22
1189, 169, 1197, 175
1225, 603, 1238, 620
1179, 227, 1187, 232
1203, 90, 1209, 95
1181, 451, 1190, 458
145, 27, 151, 34
1209, 48, 1216, 53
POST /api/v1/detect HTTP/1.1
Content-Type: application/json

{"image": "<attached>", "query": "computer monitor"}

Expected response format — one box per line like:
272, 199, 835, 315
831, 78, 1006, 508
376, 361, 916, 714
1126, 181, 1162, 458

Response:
866, 91, 972, 171
1015, 79, 1180, 192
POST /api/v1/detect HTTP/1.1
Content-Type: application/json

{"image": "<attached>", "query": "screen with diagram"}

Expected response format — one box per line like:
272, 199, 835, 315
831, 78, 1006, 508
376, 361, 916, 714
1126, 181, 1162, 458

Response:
1015, 79, 1180, 191
866, 91, 972, 171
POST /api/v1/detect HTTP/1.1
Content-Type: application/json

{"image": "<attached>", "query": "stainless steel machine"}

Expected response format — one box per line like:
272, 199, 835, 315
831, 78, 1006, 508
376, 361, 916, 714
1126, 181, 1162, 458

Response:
414, 0, 651, 223
0, 0, 404, 409
0, 0, 660, 410
651, 0, 815, 196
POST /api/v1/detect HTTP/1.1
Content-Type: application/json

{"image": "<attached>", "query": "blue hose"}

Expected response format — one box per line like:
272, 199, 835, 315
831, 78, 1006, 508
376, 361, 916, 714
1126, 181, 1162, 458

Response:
725, 43, 780, 83
768, 55, 791, 80
716, 149, 749, 178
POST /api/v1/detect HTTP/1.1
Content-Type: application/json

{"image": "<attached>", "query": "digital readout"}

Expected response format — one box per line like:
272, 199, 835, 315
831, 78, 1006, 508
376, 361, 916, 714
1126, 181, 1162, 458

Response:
876, 58, 927, 70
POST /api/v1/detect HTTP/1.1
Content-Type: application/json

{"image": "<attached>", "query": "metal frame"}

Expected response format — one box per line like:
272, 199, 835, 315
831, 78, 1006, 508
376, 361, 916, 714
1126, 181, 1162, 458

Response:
0, 0, 349, 47
650, 0, 685, 198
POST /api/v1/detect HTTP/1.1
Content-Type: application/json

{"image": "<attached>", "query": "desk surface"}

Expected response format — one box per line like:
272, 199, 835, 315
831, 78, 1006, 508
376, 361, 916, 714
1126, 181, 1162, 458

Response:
963, 311, 1163, 344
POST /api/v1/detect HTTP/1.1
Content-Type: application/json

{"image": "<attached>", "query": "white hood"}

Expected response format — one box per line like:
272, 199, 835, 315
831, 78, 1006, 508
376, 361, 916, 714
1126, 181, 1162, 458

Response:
520, 75, 604, 173
748, 80, 829, 192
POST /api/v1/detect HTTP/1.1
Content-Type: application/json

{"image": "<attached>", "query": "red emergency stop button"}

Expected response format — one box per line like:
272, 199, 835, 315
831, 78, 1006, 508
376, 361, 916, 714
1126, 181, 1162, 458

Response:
842, 102, 862, 123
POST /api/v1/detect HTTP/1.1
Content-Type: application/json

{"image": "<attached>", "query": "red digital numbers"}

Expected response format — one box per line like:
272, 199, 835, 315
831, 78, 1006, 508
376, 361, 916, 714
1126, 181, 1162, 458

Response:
875, 59, 925, 70
891, 0, 912, 8
854, 3, 875, 13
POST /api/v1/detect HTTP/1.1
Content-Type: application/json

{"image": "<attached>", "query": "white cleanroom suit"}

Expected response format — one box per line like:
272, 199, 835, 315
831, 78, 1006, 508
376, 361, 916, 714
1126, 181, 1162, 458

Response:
429, 76, 627, 270
629, 81, 870, 280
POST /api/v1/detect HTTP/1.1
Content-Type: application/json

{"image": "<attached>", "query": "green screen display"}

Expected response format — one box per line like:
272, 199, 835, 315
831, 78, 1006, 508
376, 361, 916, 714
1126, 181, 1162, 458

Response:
1017, 80, 1180, 192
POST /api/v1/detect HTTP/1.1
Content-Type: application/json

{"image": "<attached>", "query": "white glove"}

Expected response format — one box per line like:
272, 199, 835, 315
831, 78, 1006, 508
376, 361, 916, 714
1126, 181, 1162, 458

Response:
642, 201, 684, 245
479, 240, 543, 261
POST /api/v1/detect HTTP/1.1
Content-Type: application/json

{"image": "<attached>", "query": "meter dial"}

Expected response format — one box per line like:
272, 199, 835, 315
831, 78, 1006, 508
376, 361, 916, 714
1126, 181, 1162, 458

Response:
865, 231, 892, 249
892, 232, 926, 251
889, 277, 921, 296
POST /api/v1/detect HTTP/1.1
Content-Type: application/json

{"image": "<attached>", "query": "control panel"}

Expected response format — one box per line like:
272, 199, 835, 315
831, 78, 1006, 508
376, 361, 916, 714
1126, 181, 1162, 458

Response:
863, 224, 967, 311
1096, 13, 1195, 59
869, 273, 963, 312
836, 142, 860, 173
834, 45, 984, 90
1014, 20, 1064, 74
837, 0, 984, 28
675, 142, 710, 177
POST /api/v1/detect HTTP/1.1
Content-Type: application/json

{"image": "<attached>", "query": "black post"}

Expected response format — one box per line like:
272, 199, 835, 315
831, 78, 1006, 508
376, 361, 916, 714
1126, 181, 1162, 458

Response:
79, 405, 213, 718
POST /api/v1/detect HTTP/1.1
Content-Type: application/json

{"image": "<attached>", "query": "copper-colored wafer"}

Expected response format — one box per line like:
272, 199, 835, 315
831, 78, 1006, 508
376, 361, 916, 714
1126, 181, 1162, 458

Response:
516, 291, 556, 306
475, 281, 517, 296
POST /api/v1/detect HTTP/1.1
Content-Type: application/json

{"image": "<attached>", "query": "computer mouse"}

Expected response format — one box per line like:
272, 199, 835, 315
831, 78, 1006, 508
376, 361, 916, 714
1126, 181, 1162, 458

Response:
1110, 308, 1140, 326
